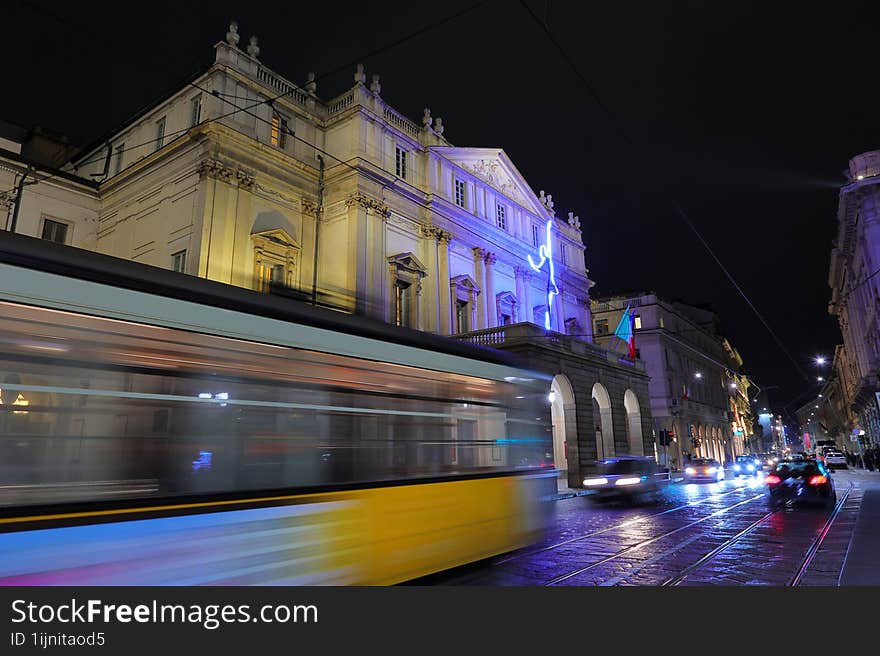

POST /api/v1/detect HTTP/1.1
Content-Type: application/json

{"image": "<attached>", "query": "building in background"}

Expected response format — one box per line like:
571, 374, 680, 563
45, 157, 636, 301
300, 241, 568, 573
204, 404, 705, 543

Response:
591, 292, 749, 468
1, 21, 654, 489
828, 149, 880, 449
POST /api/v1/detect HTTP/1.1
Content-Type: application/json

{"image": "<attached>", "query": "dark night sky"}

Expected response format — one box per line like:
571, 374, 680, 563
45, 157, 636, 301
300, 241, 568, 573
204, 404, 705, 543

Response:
7, 1, 879, 411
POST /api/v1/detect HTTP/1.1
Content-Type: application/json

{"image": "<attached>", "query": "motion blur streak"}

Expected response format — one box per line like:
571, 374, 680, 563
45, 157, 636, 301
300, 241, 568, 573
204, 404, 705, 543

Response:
0, 474, 550, 585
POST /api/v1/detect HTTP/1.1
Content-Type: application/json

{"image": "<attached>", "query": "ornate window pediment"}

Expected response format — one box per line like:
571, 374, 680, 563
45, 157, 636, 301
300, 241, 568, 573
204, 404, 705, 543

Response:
496, 291, 518, 325
450, 274, 480, 296
387, 252, 427, 277
387, 252, 427, 328
252, 228, 300, 292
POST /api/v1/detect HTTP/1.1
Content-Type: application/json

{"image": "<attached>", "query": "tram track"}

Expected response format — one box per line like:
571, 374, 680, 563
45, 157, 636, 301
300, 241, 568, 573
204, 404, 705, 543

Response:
543, 491, 766, 585
495, 484, 750, 566
659, 483, 854, 586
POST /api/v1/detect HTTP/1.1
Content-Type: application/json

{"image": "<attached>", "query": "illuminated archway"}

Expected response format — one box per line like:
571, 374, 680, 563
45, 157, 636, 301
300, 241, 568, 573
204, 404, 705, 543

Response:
550, 375, 576, 474
623, 389, 644, 455
592, 382, 614, 460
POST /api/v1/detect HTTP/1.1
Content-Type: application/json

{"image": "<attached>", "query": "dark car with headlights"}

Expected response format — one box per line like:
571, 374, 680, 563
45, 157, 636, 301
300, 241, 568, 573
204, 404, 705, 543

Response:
581, 456, 661, 503
684, 458, 725, 482
766, 460, 836, 507
732, 454, 761, 477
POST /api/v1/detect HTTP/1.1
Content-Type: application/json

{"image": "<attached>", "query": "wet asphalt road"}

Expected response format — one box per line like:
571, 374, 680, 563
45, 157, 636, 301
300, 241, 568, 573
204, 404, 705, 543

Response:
415, 468, 874, 586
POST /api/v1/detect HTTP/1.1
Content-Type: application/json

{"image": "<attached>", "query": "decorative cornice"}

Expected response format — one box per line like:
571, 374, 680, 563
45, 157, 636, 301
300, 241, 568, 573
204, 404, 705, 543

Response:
345, 192, 390, 218
301, 198, 318, 217
235, 169, 256, 190
197, 158, 232, 182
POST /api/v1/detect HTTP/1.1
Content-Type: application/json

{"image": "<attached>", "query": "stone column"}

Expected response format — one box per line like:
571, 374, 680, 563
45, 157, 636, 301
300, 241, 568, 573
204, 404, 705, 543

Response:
473, 247, 487, 329
554, 285, 565, 333
484, 252, 497, 327
519, 267, 532, 324
421, 225, 439, 333
513, 267, 525, 323
437, 230, 452, 335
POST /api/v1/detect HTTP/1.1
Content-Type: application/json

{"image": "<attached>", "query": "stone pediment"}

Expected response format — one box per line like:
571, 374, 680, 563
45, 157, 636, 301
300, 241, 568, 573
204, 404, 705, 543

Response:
432, 147, 553, 219
387, 252, 427, 275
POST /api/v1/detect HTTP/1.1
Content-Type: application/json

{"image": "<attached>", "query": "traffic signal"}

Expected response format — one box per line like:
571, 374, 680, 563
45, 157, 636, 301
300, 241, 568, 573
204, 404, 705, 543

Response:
659, 430, 674, 446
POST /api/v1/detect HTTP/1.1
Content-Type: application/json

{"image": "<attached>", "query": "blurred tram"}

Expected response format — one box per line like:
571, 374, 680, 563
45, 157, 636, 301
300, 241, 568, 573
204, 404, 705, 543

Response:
0, 233, 554, 585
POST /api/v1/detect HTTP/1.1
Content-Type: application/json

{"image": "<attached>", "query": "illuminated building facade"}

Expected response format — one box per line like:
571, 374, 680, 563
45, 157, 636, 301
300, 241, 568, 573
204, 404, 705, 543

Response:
1, 22, 654, 488
591, 292, 748, 468
828, 150, 880, 448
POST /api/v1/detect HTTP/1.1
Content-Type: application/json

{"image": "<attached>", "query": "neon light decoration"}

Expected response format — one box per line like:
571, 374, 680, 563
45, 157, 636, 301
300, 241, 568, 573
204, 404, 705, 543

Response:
527, 219, 559, 330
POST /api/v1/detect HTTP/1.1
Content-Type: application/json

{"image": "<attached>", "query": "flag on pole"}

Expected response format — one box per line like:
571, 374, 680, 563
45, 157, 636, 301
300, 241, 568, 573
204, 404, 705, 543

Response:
612, 303, 637, 359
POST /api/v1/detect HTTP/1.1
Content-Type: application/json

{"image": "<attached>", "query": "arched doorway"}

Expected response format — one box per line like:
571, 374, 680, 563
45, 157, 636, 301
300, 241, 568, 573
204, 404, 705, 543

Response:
623, 389, 644, 455
549, 375, 576, 475
592, 382, 614, 460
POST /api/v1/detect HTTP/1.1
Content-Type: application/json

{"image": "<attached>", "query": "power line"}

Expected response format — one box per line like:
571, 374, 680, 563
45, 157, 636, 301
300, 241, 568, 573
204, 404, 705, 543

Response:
515, 0, 811, 383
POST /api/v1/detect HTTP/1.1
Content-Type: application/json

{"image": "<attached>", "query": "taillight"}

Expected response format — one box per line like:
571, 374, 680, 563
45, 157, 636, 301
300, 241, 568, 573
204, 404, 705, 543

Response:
809, 475, 828, 485
765, 475, 781, 485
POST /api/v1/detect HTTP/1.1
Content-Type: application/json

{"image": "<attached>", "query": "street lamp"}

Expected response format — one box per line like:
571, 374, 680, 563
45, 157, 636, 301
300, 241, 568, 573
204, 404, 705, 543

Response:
817, 376, 824, 382
815, 356, 827, 366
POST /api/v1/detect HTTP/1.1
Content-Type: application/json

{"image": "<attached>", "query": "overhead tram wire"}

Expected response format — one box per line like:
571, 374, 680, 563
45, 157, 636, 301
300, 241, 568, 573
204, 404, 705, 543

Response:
515, 0, 811, 383
1, 2, 489, 198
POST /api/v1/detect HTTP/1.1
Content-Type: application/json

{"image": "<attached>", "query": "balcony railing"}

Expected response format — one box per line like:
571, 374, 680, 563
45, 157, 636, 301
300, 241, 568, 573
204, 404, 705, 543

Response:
453, 322, 646, 371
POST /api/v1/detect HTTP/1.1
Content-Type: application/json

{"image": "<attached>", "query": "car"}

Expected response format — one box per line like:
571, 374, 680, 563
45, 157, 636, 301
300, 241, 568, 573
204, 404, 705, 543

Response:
756, 453, 779, 473
822, 450, 847, 469
766, 460, 836, 507
732, 454, 761, 477
581, 456, 662, 503
684, 458, 725, 483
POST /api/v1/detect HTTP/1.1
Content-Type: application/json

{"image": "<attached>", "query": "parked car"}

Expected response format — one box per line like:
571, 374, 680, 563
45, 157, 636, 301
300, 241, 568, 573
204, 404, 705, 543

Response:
581, 456, 662, 503
684, 458, 725, 483
766, 460, 836, 507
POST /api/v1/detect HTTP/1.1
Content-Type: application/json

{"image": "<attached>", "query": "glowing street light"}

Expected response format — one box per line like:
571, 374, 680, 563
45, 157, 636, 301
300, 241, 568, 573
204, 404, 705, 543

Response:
817, 376, 824, 382
815, 356, 827, 366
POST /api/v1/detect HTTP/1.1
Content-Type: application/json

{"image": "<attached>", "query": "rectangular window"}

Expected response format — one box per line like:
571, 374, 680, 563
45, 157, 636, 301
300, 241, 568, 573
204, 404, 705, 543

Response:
454, 179, 466, 208
634, 315, 642, 330
41, 219, 68, 244
532, 224, 540, 248
395, 147, 407, 179
155, 117, 166, 151
595, 318, 610, 336
455, 299, 470, 333
190, 95, 202, 127
501, 313, 512, 326
114, 143, 124, 174
270, 113, 287, 148
171, 249, 187, 273
560, 244, 567, 265
496, 203, 507, 230
394, 279, 412, 327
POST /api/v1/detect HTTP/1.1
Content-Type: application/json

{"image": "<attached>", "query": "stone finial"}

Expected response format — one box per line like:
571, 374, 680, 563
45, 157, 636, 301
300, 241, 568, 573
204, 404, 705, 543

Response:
422, 108, 433, 128
247, 35, 260, 58
355, 63, 366, 84
305, 72, 317, 94
226, 21, 240, 47
370, 74, 381, 95
434, 117, 444, 135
